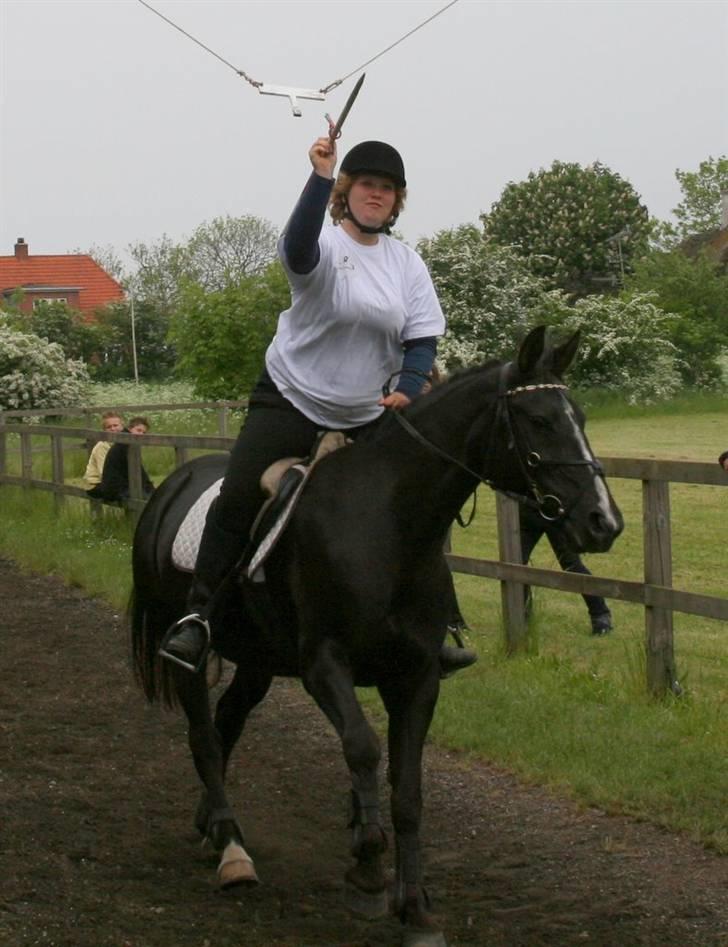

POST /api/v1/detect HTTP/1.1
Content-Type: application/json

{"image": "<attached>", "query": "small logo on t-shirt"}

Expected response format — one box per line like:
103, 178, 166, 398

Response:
336, 255, 355, 271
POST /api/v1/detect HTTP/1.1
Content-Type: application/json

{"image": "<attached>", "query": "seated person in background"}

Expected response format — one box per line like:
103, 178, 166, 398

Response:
83, 411, 124, 490
718, 451, 728, 471
520, 503, 613, 636
87, 416, 154, 503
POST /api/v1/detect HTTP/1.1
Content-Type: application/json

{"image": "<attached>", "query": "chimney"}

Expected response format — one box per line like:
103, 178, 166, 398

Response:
14, 237, 28, 260
721, 192, 728, 231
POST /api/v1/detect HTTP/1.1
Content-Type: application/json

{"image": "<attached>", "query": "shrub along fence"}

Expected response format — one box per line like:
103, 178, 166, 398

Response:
1, 411, 726, 697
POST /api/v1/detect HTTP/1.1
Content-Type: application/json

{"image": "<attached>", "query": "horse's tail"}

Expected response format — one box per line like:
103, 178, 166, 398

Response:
128, 585, 181, 708
127, 456, 224, 708
128, 474, 190, 709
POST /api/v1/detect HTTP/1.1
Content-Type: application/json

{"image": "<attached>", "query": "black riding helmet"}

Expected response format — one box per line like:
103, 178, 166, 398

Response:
340, 141, 407, 189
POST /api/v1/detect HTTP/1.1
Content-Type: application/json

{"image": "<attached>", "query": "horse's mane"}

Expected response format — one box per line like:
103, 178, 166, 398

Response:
405, 358, 504, 418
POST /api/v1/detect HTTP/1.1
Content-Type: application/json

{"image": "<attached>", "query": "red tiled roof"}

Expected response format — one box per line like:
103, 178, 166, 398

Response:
0, 251, 125, 313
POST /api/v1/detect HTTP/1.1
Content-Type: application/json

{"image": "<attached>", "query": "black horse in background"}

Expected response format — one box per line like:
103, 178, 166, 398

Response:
130, 326, 623, 947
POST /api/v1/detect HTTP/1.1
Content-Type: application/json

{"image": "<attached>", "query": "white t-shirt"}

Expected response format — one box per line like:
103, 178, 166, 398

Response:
266, 225, 445, 428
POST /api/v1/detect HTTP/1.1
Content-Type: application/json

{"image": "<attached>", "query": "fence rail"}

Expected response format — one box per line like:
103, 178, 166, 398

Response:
1, 418, 726, 696
0, 400, 248, 437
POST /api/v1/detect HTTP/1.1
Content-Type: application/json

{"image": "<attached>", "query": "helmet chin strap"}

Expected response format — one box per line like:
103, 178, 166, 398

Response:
343, 200, 398, 235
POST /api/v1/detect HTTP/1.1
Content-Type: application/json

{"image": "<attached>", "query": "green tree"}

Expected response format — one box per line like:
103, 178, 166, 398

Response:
185, 214, 278, 291
482, 161, 650, 295
623, 250, 728, 387
92, 300, 176, 382
127, 215, 279, 312
127, 234, 190, 314
672, 156, 728, 238
5, 300, 99, 364
170, 261, 289, 400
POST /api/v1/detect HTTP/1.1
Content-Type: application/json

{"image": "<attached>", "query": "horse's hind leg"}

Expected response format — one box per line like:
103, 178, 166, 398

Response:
173, 663, 270, 889
300, 639, 388, 919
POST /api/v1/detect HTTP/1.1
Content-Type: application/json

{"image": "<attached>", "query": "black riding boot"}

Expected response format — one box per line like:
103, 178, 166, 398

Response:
159, 503, 246, 673
439, 612, 478, 678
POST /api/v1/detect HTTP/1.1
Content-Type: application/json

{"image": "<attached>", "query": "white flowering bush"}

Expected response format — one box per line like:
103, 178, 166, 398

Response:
417, 227, 680, 404
540, 292, 682, 404
0, 325, 90, 412
418, 225, 561, 369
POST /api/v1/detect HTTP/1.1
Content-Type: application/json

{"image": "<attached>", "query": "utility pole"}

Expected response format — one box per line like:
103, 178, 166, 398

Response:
130, 289, 139, 384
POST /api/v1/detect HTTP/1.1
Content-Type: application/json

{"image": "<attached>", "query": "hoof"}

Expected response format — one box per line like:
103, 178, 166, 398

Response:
218, 856, 259, 889
206, 651, 223, 688
344, 881, 388, 919
402, 930, 448, 947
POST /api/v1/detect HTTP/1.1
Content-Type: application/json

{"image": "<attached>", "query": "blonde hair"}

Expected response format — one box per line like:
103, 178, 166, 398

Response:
329, 172, 407, 231
101, 410, 123, 430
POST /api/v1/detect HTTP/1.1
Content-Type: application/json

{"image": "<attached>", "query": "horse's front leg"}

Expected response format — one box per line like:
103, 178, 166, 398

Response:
300, 637, 389, 919
172, 665, 259, 889
379, 666, 447, 947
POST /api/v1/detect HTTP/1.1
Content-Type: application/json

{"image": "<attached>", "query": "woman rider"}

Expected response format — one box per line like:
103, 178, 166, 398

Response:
160, 134, 476, 675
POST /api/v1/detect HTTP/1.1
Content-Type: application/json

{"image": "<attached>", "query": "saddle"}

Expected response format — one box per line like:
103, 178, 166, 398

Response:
171, 431, 350, 579
246, 431, 350, 582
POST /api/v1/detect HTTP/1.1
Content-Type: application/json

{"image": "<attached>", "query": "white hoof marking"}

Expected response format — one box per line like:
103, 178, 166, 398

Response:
217, 841, 259, 888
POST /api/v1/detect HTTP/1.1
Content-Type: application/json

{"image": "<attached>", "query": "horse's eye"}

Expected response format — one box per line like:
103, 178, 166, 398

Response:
531, 416, 551, 429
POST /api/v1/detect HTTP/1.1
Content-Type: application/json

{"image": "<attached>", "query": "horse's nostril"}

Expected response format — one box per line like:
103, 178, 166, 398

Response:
589, 509, 623, 539
589, 511, 610, 536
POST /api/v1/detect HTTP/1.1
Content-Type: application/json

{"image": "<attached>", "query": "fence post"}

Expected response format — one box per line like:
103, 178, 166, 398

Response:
20, 430, 33, 483
496, 493, 528, 653
175, 446, 189, 468
642, 479, 680, 696
218, 406, 228, 437
127, 442, 144, 525
50, 432, 65, 513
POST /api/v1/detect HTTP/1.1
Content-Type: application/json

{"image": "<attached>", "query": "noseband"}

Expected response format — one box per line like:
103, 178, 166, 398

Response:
388, 363, 603, 521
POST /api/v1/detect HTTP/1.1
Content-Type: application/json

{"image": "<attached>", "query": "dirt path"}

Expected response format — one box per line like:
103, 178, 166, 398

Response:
2, 557, 728, 947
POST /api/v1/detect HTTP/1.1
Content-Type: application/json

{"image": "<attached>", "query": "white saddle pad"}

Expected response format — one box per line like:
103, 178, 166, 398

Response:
171, 479, 223, 572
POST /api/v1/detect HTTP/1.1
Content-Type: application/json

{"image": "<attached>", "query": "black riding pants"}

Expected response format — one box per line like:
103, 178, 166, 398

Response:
519, 505, 609, 619
210, 370, 380, 546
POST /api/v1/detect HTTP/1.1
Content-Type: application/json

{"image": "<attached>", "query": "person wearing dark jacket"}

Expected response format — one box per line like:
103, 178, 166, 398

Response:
86, 416, 154, 503
520, 503, 613, 635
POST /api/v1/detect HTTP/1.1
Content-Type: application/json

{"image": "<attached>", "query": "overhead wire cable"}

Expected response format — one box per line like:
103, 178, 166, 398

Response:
136, 0, 461, 97
137, 0, 260, 87
320, 0, 460, 93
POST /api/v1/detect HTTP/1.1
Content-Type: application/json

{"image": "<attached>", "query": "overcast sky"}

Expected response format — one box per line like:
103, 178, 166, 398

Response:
1, 0, 726, 268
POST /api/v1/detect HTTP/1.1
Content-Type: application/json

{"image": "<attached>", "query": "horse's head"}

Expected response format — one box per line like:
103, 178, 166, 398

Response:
495, 325, 623, 553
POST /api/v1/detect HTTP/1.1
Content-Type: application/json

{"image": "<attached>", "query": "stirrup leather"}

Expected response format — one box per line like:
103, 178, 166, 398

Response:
159, 613, 211, 674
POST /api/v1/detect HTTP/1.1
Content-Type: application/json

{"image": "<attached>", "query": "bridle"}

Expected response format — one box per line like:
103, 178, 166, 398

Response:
386, 363, 604, 522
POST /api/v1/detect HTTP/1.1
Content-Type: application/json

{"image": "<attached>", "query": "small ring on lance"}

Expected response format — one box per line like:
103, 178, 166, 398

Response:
526, 451, 541, 468
325, 113, 341, 139
538, 494, 564, 522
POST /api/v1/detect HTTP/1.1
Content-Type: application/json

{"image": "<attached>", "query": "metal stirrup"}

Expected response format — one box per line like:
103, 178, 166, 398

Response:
158, 613, 211, 673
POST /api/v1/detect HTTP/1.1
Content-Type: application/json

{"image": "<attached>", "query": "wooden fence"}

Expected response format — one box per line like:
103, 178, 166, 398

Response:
0, 400, 247, 437
1, 416, 726, 696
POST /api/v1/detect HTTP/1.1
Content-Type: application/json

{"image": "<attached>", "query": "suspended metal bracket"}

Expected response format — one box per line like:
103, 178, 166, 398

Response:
257, 84, 326, 117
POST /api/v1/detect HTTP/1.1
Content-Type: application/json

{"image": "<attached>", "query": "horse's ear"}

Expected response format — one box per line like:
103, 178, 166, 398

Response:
551, 330, 581, 377
517, 325, 547, 375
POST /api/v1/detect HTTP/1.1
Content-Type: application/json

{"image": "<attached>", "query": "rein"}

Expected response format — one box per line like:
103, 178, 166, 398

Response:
386, 363, 601, 522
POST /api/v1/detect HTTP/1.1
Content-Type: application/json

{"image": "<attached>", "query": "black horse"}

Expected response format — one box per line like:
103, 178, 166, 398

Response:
130, 326, 623, 947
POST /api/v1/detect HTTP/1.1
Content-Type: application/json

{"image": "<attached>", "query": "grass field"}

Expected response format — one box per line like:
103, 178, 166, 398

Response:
1, 391, 727, 852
